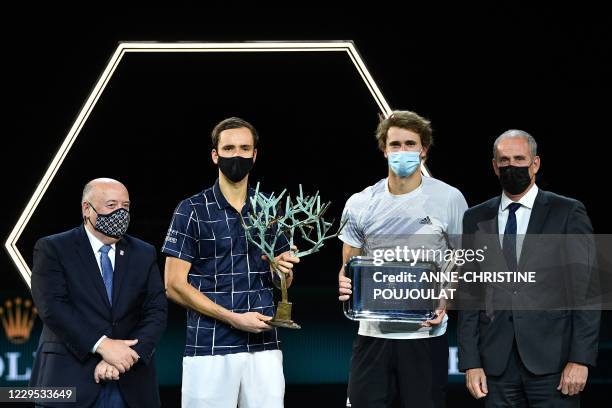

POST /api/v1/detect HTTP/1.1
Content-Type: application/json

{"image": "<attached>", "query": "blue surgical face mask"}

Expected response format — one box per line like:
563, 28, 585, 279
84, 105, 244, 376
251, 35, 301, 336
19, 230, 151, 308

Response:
388, 151, 421, 177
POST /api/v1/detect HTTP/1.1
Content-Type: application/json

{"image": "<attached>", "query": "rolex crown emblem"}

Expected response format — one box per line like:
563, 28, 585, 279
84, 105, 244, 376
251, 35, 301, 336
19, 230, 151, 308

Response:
0, 297, 38, 344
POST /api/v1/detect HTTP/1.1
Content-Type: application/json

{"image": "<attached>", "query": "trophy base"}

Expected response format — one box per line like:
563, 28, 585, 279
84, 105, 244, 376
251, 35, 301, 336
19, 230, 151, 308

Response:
267, 301, 301, 329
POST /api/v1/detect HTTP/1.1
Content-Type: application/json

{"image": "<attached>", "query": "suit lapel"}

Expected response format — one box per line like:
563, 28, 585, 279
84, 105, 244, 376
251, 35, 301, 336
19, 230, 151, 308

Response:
524, 190, 550, 235
476, 197, 502, 251
476, 197, 500, 234
474, 198, 505, 316
518, 190, 550, 270
112, 238, 130, 308
75, 225, 111, 310
472, 197, 511, 274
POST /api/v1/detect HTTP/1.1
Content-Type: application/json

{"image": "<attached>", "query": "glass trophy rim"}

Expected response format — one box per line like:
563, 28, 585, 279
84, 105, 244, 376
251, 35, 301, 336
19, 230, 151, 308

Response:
343, 309, 437, 323
343, 256, 439, 323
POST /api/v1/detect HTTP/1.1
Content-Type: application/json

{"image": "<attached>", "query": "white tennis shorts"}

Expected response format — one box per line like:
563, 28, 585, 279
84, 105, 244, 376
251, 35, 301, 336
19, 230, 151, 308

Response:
182, 350, 285, 408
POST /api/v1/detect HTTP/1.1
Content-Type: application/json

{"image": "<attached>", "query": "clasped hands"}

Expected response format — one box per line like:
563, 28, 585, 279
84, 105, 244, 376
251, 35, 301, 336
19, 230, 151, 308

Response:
94, 338, 140, 383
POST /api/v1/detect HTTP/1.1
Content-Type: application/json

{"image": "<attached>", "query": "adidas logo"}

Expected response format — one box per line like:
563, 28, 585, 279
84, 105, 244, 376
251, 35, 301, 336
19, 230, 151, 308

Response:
419, 216, 432, 225
0, 297, 37, 344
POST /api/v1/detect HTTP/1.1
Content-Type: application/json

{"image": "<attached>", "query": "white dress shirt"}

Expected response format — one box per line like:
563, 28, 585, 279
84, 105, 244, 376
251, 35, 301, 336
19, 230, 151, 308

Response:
498, 184, 539, 261
84, 226, 116, 352
84, 226, 116, 273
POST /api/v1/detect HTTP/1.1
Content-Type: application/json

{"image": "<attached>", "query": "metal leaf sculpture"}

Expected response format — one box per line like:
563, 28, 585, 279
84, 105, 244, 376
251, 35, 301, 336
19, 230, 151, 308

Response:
241, 182, 346, 329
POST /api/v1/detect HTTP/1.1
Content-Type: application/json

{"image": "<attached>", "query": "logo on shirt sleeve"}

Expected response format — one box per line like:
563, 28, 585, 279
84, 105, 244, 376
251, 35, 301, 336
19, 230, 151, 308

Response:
165, 229, 179, 244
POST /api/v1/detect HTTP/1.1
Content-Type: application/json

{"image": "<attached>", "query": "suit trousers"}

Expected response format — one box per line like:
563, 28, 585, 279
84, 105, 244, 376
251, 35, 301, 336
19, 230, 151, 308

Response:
35, 382, 126, 408
486, 341, 579, 408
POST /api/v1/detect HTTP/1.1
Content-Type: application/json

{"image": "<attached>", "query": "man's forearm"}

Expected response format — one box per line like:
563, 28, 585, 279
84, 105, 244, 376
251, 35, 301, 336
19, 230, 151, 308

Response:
92, 335, 107, 353
569, 310, 601, 367
32, 240, 105, 359
168, 281, 235, 325
126, 276, 168, 364
457, 310, 482, 371
37, 303, 103, 360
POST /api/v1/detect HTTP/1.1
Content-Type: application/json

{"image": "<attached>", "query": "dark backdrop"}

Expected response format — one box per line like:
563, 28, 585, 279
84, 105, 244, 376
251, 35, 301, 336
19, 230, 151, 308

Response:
1, 4, 610, 407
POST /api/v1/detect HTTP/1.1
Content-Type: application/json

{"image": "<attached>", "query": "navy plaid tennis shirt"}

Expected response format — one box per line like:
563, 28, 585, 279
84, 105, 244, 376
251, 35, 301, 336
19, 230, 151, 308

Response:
162, 179, 288, 356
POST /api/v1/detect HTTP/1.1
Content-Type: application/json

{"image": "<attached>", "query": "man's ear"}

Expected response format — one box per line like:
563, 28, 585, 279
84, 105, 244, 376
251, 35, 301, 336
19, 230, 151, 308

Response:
421, 146, 429, 160
82, 201, 91, 223
532, 155, 541, 175
492, 158, 500, 177
253, 148, 257, 163
211, 148, 219, 165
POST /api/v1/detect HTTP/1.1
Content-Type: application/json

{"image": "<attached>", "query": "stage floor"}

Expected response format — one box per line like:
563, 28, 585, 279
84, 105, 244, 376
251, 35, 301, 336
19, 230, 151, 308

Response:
159, 383, 606, 407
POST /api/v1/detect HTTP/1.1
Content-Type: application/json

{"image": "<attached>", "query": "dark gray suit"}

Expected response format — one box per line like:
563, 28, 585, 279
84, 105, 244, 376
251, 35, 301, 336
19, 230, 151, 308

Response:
457, 189, 600, 407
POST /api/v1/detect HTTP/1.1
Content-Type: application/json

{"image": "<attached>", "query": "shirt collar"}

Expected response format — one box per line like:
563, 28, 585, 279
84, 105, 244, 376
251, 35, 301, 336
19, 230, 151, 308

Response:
212, 178, 255, 214
84, 225, 115, 254
500, 184, 539, 212
384, 177, 424, 199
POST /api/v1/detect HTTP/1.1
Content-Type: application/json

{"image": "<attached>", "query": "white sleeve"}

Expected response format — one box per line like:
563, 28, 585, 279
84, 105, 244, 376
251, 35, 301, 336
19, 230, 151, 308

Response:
446, 188, 468, 249
92, 335, 107, 353
338, 195, 364, 249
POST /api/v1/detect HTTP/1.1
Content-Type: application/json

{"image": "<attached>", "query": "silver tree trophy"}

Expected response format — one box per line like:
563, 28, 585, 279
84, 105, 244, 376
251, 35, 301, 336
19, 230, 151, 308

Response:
242, 183, 345, 329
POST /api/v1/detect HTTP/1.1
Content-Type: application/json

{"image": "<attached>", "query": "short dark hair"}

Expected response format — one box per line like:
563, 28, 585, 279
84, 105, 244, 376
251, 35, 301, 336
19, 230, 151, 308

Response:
375, 110, 433, 152
211, 117, 259, 149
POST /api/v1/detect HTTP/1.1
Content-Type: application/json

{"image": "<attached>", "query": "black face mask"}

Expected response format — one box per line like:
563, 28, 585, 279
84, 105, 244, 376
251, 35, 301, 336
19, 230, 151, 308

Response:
217, 156, 254, 182
499, 165, 532, 195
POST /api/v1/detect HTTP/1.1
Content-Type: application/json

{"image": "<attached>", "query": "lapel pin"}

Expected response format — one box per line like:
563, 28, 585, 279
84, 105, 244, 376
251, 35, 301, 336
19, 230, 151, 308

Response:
120, 250, 125, 256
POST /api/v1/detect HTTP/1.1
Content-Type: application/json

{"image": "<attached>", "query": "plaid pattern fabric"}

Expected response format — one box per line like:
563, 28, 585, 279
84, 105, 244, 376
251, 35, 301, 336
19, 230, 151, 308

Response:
162, 179, 289, 356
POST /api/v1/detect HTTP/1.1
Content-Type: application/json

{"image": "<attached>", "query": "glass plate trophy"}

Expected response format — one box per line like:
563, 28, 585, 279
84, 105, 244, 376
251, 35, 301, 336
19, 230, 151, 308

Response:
344, 256, 452, 323
243, 183, 345, 329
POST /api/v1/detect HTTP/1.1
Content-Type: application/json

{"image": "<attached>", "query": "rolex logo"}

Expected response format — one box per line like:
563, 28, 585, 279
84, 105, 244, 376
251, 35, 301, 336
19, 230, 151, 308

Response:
0, 297, 37, 344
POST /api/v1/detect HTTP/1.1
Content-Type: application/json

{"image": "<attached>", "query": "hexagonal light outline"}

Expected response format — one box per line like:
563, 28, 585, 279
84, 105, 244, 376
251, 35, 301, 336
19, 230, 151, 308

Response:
5, 40, 431, 288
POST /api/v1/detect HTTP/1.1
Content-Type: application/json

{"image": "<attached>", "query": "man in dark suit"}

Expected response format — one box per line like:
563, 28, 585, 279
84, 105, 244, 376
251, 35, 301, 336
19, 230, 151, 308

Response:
457, 130, 600, 407
30, 178, 167, 408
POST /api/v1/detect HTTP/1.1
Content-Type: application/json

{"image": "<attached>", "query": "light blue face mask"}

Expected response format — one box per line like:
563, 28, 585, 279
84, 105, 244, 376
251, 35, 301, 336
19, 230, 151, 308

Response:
388, 151, 421, 177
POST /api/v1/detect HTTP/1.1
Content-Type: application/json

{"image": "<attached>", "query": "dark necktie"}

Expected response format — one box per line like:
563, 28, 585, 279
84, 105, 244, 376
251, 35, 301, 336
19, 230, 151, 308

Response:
503, 202, 522, 271
100, 245, 114, 304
